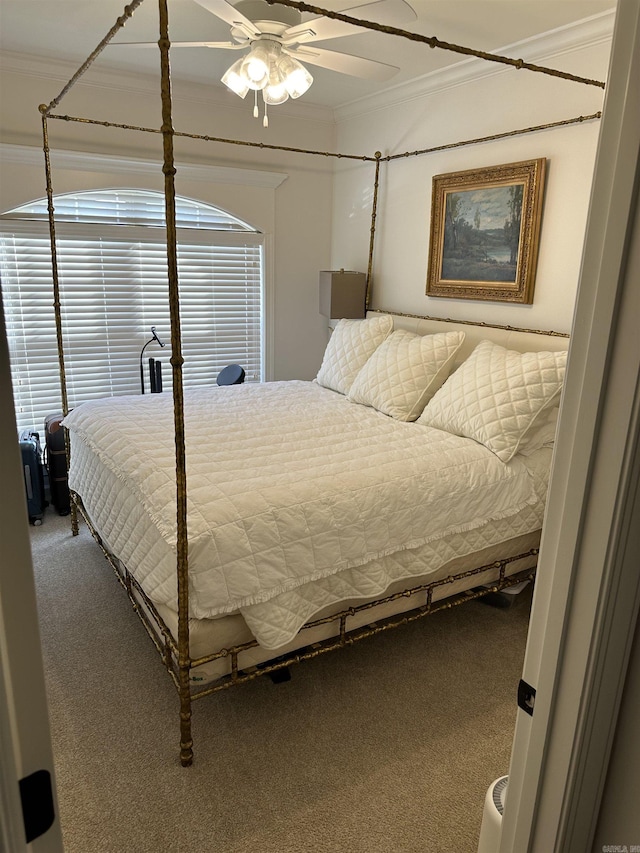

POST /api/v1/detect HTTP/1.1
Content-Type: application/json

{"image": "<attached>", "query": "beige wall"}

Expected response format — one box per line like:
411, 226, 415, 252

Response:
331, 16, 614, 335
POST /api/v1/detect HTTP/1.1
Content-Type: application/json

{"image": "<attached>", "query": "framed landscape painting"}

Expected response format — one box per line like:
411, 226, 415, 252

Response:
426, 158, 546, 303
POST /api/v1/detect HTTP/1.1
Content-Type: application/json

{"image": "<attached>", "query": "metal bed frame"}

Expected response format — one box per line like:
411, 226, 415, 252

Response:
39, 0, 590, 764
75, 491, 539, 695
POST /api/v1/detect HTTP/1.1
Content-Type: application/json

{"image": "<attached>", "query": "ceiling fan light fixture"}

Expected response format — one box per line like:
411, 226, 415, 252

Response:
221, 37, 313, 122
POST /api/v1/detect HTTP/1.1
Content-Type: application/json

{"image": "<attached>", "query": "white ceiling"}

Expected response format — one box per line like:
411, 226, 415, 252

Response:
0, 0, 617, 108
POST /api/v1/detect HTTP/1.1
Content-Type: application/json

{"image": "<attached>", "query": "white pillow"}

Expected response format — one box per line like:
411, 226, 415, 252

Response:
316, 314, 393, 395
517, 406, 559, 456
418, 339, 567, 462
347, 329, 466, 421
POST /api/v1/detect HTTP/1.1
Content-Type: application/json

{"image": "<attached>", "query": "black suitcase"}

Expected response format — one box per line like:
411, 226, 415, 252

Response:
44, 413, 71, 516
19, 430, 46, 525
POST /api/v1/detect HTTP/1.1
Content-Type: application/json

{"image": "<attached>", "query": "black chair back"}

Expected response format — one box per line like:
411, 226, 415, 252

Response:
217, 364, 245, 386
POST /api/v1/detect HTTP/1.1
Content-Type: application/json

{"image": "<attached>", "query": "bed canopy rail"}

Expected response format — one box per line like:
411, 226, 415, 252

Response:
39, 0, 595, 764
39, 106, 602, 317
41, 109, 603, 160
263, 0, 606, 90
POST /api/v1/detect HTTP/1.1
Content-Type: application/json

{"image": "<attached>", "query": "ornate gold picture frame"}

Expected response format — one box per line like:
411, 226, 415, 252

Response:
426, 158, 547, 303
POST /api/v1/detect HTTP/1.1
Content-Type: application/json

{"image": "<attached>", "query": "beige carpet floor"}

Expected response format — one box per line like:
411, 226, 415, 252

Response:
30, 511, 531, 853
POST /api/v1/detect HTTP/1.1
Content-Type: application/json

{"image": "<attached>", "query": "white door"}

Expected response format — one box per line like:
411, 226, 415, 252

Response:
0, 298, 63, 851
500, 2, 640, 850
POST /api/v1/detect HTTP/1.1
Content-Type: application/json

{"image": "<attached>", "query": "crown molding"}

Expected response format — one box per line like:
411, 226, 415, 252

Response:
0, 143, 288, 188
334, 10, 615, 123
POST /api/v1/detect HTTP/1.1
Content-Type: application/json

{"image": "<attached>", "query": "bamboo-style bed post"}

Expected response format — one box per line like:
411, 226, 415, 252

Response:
37, 0, 193, 765
157, 0, 193, 767
38, 0, 145, 538
365, 151, 382, 310
38, 111, 79, 536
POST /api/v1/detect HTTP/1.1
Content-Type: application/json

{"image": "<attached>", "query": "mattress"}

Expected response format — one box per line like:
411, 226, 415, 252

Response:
64, 380, 547, 651
153, 531, 542, 685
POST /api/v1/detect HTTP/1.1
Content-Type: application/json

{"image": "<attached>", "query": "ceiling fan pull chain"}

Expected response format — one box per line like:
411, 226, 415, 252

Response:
253, 90, 259, 119
263, 103, 269, 128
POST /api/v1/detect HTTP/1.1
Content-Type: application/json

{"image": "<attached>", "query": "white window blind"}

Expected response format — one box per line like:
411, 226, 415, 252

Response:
8, 189, 254, 230
0, 191, 264, 434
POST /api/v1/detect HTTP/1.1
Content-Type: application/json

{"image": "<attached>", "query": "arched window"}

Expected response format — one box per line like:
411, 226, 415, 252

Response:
0, 190, 264, 433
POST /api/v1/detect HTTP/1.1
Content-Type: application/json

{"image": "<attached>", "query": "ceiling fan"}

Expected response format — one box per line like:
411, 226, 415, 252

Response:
113, 0, 417, 124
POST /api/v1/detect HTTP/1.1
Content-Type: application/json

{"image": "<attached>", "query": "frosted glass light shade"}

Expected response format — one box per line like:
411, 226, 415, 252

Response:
279, 55, 313, 98
221, 58, 250, 97
263, 64, 289, 105
263, 82, 289, 105
241, 43, 271, 88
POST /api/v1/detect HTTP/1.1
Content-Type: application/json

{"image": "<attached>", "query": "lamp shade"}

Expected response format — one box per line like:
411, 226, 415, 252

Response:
221, 57, 250, 97
319, 270, 367, 319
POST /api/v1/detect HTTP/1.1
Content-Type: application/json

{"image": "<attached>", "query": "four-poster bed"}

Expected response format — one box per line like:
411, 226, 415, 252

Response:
39, 0, 599, 765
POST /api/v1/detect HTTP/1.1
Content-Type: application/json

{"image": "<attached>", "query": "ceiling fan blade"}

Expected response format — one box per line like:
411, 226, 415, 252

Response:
192, 0, 260, 39
339, 0, 416, 26
291, 45, 399, 80
110, 41, 244, 49
282, 0, 415, 46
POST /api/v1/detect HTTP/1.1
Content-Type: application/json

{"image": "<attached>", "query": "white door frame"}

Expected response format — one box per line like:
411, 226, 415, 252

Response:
0, 296, 63, 851
500, 1, 640, 850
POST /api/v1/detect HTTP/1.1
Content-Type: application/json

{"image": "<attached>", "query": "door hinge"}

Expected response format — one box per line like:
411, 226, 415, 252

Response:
518, 679, 536, 716
19, 769, 55, 843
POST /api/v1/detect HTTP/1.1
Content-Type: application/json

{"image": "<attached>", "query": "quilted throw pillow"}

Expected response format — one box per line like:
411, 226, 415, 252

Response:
347, 329, 466, 421
316, 314, 393, 395
517, 405, 559, 456
418, 339, 567, 462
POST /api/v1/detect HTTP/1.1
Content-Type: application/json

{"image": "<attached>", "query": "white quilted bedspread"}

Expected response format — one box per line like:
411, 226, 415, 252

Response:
64, 381, 539, 639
